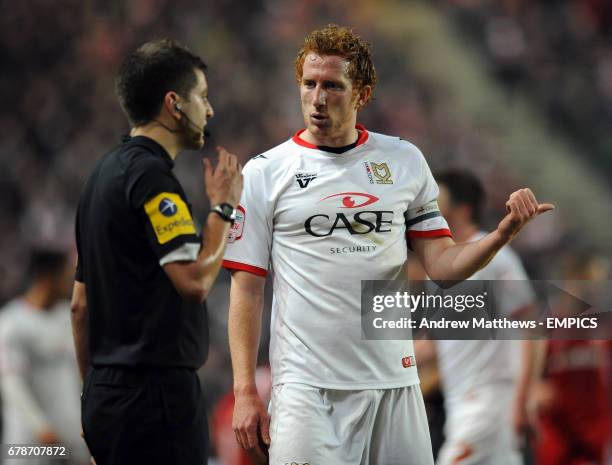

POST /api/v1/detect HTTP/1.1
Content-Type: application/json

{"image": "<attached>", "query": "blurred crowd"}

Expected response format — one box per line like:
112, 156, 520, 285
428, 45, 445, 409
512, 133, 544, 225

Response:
448, 0, 612, 177
0, 0, 611, 464
4, 0, 611, 300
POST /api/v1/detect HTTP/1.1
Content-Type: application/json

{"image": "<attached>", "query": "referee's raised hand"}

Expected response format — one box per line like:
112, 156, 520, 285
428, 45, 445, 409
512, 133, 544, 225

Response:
203, 145, 243, 207
497, 188, 555, 243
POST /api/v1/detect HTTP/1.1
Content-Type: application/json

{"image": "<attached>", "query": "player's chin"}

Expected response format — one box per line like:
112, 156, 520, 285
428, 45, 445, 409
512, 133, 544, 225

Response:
309, 120, 331, 133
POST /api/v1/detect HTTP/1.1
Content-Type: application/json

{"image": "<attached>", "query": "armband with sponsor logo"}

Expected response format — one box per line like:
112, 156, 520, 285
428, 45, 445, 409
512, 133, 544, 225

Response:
144, 192, 196, 244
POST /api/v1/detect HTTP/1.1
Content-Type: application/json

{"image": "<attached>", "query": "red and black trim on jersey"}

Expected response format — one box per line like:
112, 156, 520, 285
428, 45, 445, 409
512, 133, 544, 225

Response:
405, 211, 443, 228
292, 124, 369, 150
222, 259, 267, 277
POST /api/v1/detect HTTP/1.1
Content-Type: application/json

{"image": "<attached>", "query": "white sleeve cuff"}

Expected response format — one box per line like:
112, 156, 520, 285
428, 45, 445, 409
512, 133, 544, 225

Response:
159, 243, 200, 266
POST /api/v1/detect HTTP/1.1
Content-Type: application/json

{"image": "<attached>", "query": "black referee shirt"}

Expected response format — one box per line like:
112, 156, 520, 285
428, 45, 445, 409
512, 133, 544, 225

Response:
75, 136, 208, 369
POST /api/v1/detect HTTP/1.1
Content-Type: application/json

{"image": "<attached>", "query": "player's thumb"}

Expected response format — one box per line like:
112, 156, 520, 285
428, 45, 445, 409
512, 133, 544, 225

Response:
260, 411, 271, 445
537, 203, 555, 214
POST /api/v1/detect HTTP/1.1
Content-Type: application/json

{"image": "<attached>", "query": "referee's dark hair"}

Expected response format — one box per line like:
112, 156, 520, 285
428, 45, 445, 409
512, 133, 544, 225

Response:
116, 38, 207, 126
436, 169, 486, 225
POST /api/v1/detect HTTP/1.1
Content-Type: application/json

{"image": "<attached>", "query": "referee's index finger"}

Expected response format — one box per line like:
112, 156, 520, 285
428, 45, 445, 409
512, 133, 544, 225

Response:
216, 145, 229, 166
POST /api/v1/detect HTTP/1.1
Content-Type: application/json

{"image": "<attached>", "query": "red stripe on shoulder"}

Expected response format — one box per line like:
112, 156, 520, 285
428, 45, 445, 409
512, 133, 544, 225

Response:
222, 260, 267, 277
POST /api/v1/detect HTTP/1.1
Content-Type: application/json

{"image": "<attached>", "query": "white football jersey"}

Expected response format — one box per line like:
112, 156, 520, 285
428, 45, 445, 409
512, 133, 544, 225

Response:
224, 126, 451, 389
436, 231, 535, 411
0, 299, 90, 463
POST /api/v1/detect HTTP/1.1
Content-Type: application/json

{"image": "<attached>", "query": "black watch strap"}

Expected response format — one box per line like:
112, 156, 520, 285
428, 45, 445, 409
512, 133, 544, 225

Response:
209, 203, 236, 224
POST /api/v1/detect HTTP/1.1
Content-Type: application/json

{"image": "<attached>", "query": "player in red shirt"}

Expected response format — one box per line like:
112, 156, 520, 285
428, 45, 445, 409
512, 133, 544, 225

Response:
536, 252, 611, 465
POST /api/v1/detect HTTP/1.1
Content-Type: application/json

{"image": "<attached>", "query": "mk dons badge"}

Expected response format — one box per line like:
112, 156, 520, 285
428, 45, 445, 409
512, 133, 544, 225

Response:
368, 162, 393, 184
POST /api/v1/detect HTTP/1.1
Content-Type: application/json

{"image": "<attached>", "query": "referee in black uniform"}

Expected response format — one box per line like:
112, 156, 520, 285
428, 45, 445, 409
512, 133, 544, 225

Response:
70, 39, 243, 465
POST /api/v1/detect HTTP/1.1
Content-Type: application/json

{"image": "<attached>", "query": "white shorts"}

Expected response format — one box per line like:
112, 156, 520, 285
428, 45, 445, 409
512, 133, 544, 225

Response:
268, 383, 434, 465
436, 387, 521, 465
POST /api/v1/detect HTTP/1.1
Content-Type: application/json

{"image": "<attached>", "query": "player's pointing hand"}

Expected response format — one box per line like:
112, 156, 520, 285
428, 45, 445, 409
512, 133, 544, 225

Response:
497, 188, 554, 242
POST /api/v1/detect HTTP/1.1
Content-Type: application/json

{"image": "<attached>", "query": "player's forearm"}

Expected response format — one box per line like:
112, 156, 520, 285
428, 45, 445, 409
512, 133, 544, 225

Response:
425, 230, 507, 282
228, 278, 264, 394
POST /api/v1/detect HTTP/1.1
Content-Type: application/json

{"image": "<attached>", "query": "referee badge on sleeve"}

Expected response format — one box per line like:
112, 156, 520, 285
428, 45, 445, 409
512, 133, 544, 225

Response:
144, 192, 196, 244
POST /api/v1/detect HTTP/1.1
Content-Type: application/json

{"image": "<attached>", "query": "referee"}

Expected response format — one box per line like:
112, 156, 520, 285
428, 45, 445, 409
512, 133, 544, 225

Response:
70, 39, 242, 465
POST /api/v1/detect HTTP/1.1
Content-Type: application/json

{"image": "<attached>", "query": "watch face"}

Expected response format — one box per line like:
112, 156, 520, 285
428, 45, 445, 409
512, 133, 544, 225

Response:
220, 204, 234, 217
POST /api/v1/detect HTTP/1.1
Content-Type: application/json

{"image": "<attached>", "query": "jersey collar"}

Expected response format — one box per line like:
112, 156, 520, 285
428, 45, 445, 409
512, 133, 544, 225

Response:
292, 124, 369, 151
124, 135, 175, 168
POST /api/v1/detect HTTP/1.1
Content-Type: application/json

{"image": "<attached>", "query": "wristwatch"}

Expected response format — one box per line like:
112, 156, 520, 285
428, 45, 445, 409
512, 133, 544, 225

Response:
209, 203, 236, 225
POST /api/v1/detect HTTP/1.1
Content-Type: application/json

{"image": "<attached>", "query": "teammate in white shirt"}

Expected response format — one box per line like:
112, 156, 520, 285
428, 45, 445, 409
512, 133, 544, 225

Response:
0, 250, 89, 465
224, 25, 554, 465
419, 170, 535, 465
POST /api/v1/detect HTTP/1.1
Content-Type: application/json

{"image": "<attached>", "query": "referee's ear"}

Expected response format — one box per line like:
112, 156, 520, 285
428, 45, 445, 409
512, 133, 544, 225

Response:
163, 91, 182, 120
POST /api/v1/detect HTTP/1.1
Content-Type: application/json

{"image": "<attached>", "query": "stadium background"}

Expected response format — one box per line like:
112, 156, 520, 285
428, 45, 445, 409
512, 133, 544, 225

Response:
1, 0, 610, 463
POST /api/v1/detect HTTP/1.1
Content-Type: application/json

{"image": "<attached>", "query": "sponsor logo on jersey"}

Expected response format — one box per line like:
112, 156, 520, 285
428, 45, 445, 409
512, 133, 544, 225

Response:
144, 192, 196, 244
295, 171, 317, 188
406, 200, 443, 227
401, 355, 415, 368
159, 198, 178, 216
330, 245, 377, 254
364, 162, 393, 184
415, 200, 440, 215
363, 162, 374, 184
228, 205, 246, 243
305, 192, 392, 237
318, 192, 379, 208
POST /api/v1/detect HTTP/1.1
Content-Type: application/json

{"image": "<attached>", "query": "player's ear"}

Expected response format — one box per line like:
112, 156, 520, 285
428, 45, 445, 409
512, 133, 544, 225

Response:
356, 85, 372, 110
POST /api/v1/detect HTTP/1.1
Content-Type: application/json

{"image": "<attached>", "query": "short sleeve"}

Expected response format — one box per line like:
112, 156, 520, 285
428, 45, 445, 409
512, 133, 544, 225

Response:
405, 151, 452, 240
127, 158, 200, 264
222, 160, 272, 277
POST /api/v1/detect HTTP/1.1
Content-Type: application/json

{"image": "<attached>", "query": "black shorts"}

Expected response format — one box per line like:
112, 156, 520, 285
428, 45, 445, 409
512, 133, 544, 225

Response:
82, 366, 208, 465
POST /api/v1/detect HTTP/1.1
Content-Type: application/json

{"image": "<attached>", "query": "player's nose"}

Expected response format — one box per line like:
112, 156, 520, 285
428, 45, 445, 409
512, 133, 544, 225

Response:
313, 86, 327, 106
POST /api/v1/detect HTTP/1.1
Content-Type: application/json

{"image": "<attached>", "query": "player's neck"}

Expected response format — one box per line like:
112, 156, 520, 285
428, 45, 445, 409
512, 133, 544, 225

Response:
23, 283, 54, 311
132, 123, 181, 159
301, 126, 359, 148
